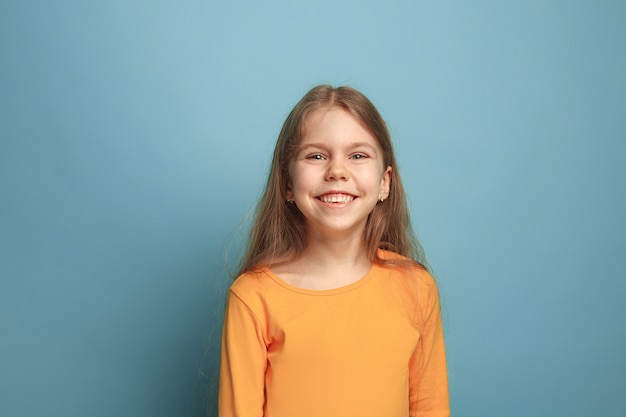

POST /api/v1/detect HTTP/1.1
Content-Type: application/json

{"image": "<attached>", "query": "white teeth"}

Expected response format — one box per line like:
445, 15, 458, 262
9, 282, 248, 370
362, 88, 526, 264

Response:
320, 194, 354, 203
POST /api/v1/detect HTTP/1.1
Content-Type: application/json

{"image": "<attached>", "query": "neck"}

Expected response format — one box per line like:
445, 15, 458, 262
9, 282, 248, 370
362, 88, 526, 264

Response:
301, 229, 370, 271
302, 239, 369, 267
269, 229, 373, 290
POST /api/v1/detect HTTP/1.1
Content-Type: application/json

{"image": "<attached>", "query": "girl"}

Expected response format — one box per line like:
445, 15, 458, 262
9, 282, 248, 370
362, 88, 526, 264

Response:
219, 85, 449, 417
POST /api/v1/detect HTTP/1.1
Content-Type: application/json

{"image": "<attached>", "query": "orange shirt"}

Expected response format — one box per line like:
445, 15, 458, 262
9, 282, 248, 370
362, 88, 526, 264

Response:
219, 250, 449, 417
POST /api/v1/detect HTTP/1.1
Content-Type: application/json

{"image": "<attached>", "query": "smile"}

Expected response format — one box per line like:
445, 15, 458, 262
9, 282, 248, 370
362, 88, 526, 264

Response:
318, 193, 355, 203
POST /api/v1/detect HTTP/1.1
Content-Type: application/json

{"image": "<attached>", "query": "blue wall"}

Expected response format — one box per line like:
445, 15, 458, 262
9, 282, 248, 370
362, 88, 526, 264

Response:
1, 1, 624, 416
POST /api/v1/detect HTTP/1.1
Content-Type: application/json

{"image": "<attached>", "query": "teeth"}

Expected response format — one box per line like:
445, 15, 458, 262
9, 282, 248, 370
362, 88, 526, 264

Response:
320, 194, 354, 203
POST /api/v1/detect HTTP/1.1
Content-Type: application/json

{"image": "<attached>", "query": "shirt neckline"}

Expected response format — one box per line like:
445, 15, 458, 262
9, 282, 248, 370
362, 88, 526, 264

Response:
262, 262, 379, 296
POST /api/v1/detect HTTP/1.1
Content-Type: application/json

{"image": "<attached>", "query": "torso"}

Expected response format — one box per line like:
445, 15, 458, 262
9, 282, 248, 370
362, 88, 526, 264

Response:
228, 253, 434, 417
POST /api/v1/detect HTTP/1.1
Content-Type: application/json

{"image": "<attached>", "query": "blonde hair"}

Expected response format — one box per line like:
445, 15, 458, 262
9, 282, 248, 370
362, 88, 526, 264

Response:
238, 85, 426, 274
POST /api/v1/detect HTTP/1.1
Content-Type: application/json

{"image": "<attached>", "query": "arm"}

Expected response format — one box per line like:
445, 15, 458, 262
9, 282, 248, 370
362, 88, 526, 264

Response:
219, 290, 267, 417
408, 281, 450, 417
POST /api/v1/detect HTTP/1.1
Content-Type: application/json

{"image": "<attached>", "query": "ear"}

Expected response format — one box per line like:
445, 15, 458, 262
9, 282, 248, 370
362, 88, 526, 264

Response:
379, 166, 392, 201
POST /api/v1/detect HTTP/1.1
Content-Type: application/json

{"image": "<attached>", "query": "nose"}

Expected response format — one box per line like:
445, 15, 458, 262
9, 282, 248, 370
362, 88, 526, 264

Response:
325, 158, 349, 181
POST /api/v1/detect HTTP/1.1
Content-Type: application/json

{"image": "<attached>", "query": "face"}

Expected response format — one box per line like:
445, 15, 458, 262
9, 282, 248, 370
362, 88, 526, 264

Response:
287, 106, 392, 241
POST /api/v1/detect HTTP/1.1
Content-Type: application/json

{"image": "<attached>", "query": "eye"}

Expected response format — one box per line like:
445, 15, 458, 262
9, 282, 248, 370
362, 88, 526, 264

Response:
307, 153, 325, 160
350, 153, 368, 160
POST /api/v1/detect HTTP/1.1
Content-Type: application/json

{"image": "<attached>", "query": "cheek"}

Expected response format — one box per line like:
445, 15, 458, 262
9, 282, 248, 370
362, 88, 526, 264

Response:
289, 166, 316, 193
355, 165, 386, 186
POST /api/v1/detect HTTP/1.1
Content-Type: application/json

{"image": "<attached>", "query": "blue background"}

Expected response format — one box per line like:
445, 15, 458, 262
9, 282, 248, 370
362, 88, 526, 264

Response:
1, 1, 625, 416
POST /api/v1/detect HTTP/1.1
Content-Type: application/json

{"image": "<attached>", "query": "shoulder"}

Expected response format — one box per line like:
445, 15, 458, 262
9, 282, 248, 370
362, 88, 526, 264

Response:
229, 267, 272, 298
376, 249, 437, 288
228, 265, 292, 313
224, 268, 274, 324
376, 250, 442, 325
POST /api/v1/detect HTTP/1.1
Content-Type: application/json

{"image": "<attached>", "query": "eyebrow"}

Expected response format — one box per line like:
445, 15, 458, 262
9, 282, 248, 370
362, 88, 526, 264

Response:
298, 142, 378, 154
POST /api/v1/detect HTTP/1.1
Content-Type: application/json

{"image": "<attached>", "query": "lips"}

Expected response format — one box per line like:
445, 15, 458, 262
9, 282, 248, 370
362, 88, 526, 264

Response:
317, 193, 355, 203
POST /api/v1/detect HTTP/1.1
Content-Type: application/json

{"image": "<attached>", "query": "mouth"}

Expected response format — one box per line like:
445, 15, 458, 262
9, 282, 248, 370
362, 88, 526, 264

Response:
317, 193, 356, 204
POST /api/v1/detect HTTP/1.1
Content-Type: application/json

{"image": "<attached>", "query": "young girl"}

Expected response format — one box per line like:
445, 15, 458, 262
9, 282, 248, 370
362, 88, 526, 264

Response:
219, 85, 449, 417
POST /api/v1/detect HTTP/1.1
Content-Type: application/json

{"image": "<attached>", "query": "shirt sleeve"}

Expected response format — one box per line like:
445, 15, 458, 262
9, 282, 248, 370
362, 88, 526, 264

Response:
408, 280, 450, 417
219, 289, 267, 417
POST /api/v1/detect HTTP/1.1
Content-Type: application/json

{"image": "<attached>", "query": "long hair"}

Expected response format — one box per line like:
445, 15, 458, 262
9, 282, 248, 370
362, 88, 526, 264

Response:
238, 85, 427, 275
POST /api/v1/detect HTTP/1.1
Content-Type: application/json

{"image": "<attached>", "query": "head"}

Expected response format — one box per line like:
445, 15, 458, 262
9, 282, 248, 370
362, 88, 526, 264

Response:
239, 85, 424, 273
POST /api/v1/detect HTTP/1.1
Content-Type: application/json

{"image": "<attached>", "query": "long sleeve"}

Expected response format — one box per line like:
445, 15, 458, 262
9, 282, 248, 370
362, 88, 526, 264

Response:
408, 281, 450, 417
219, 290, 268, 417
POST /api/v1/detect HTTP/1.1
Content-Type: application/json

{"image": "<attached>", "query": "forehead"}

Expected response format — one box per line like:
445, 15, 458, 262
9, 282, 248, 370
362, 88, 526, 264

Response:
299, 106, 379, 147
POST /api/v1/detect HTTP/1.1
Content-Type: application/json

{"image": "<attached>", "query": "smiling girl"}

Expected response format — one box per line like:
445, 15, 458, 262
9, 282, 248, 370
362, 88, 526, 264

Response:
219, 85, 449, 417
